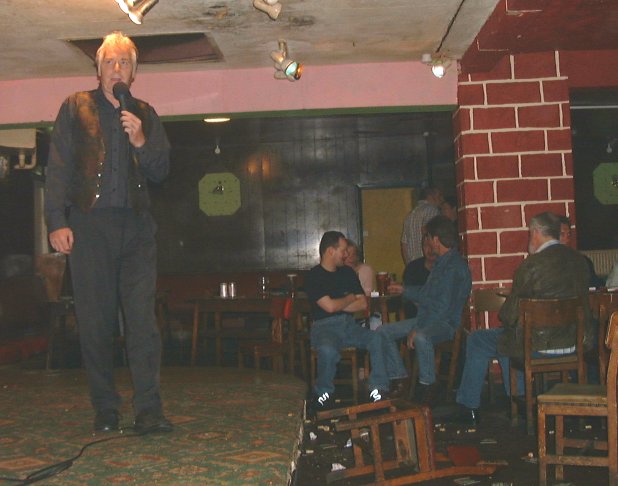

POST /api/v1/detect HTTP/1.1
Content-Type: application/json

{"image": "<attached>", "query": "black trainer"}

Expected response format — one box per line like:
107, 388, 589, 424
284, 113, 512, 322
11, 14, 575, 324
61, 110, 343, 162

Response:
313, 391, 334, 409
369, 388, 388, 403
134, 407, 173, 435
446, 405, 480, 427
94, 409, 120, 432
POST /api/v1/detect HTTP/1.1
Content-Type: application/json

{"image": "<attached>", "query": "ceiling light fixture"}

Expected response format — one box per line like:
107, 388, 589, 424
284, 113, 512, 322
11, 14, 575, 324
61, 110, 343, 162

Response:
421, 53, 452, 79
116, 0, 133, 15
253, 0, 282, 20
117, 0, 159, 24
270, 40, 302, 81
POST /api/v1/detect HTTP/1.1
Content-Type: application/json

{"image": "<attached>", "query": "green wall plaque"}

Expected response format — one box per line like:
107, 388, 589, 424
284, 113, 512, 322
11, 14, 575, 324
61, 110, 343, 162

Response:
198, 172, 241, 216
593, 162, 618, 205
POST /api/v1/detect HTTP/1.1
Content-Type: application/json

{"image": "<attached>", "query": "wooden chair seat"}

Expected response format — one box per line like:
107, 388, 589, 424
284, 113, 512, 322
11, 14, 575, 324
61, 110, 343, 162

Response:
510, 296, 587, 436
539, 383, 606, 404
537, 311, 618, 485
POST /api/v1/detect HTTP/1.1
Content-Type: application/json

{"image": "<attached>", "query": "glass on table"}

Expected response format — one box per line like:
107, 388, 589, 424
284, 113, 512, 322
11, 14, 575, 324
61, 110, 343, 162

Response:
376, 272, 390, 296
258, 275, 270, 297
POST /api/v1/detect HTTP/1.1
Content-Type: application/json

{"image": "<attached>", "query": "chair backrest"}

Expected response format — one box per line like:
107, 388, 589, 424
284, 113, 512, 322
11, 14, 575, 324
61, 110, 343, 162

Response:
269, 297, 294, 343
519, 296, 586, 368
604, 311, 618, 411
34, 252, 67, 302
584, 292, 618, 381
471, 287, 508, 329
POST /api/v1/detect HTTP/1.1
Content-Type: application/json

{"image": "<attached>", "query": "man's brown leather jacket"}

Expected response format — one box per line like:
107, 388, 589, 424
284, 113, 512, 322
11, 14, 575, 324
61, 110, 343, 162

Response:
497, 243, 592, 358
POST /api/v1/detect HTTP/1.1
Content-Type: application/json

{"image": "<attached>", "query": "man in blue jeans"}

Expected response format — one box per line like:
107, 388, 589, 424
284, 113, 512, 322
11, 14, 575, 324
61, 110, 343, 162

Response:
378, 215, 472, 405
452, 211, 592, 425
305, 231, 391, 410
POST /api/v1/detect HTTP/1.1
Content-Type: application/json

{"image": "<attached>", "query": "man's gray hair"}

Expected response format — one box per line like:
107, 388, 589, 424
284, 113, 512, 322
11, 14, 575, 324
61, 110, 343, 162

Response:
95, 31, 138, 79
529, 212, 561, 240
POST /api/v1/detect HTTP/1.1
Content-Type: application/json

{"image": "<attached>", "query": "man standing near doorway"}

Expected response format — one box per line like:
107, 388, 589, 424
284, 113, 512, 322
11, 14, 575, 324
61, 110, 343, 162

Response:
401, 186, 444, 264
45, 31, 172, 434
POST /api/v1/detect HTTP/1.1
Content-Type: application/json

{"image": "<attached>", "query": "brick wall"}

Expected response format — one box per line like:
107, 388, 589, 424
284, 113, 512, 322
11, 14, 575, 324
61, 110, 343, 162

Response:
454, 51, 574, 289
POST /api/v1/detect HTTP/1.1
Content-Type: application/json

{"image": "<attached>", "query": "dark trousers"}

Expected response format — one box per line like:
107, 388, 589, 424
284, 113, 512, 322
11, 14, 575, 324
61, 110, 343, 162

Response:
69, 207, 162, 414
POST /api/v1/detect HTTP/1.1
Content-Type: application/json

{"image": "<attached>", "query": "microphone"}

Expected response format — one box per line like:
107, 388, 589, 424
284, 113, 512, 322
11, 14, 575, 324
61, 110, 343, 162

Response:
112, 82, 132, 112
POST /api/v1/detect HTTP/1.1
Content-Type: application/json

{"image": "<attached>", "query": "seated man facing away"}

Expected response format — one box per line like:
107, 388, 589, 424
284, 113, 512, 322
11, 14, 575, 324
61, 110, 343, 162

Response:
452, 211, 592, 426
306, 231, 391, 409
378, 215, 472, 405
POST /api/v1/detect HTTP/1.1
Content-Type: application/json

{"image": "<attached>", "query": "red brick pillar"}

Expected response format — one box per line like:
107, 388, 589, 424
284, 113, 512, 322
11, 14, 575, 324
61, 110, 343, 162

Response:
455, 52, 574, 293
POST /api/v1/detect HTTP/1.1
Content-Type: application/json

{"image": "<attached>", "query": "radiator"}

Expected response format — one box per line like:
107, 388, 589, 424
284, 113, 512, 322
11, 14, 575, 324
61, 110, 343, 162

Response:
581, 249, 618, 278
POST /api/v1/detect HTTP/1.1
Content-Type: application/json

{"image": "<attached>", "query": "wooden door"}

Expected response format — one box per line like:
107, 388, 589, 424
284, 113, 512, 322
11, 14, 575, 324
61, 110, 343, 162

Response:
360, 187, 415, 286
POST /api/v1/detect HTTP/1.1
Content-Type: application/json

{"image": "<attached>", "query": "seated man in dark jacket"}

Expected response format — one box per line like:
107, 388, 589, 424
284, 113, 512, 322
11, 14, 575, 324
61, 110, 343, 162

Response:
453, 211, 592, 425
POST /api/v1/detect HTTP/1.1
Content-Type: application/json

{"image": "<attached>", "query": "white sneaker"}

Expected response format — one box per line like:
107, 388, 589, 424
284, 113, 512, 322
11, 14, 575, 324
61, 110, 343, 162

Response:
369, 388, 383, 402
315, 391, 332, 408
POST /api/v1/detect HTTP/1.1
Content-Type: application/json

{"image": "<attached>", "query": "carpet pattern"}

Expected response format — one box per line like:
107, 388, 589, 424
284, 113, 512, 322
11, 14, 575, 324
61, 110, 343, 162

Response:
0, 366, 306, 485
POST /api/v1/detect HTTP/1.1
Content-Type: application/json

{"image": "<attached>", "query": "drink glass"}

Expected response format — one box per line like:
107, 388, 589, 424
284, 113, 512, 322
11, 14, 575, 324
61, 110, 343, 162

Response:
287, 273, 298, 297
258, 275, 269, 297
376, 272, 388, 296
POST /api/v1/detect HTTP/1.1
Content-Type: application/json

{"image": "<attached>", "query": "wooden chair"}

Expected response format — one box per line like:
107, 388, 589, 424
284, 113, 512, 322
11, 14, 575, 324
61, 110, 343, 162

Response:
316, 399, 496, 484
589, 291, 618, 381
471, 287, 508, 402
408, 308, 471, 403
310, 348, 370, 405
509, 296, 587, 435
408, 320, 467, 403
537, 311, 618, 485
238, 296, 293, 372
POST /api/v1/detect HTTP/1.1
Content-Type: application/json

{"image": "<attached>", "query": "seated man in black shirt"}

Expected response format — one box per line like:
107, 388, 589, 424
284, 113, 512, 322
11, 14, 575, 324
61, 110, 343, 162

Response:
305, 231, 391, 409
402, 234, 436, 318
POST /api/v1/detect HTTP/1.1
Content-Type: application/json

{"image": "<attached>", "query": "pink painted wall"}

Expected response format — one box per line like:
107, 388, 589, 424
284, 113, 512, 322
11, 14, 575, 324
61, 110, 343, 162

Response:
0, 62, 457, 125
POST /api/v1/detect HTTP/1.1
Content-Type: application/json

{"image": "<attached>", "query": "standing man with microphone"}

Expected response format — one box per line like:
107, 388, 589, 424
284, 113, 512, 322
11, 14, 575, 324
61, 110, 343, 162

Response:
45, 31, 172, 434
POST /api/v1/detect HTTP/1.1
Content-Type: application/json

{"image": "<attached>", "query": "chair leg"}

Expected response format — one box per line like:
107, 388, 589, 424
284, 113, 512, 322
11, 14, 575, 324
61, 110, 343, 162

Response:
408, 355, 419, 401
310, 350, 317, 390
350, 351, 359, 404
537, 404, 548, 486
510, 364, 518, 427
608, 408, 618, 486
299, 340, 308, 381
555, 415, 564, 480
446, 347, 460, 402
526, 369, 535, 435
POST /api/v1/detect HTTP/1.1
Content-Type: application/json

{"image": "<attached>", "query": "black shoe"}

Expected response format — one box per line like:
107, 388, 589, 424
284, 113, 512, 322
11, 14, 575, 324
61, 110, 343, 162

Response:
417, 382, 441, 406
446, 405, 480, 427
134, 407, 173, 435
389, 378, 410, 399
369, 388, 388, 403
94, 409, 120, 432
313, 391, 334, 410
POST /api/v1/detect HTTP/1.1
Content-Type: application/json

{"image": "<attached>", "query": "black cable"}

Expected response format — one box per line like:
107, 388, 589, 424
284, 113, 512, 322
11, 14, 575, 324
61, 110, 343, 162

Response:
0, 429, 142, 485
437, 0, 467, 53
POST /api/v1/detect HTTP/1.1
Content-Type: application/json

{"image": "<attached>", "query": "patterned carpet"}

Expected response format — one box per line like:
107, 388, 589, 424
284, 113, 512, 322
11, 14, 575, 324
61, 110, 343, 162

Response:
0, 366, 307, 485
